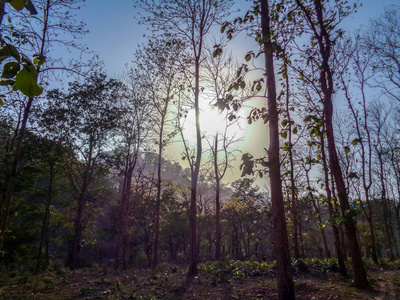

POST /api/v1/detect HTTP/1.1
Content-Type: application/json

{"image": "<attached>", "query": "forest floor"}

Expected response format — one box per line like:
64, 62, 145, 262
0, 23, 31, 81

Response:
0, 261, 400, 299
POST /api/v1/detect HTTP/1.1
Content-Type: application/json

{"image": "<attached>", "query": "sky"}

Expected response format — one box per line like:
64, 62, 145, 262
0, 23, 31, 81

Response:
75, 0, 398, 76
70, 0, 398, 185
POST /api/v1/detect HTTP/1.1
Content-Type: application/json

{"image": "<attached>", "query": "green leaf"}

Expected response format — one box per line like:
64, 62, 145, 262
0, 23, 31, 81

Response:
33, 55, 46, 66
0, 79, 15, 86
213, 47, 222, 57
9, 0, 27, 11
2, 61, 20, 78
281, 131, 287, 138
293, 127, 298, 134
351, 138, 361, 146
245, 53, 251, 62
221, 23, 227, 33
0, 44, 20, 63
13, 65, 42, 97
344, 146, 350, 154
0, 98, 4, 105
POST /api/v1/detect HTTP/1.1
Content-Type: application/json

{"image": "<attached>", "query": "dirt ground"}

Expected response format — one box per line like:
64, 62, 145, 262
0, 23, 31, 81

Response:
0, 263, 399, 299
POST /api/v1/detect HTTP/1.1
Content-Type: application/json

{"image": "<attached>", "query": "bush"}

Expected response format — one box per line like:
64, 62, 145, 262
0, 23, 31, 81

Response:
378, 257, 391, 267
323, 258, 339, 272
292, 259, 309, 272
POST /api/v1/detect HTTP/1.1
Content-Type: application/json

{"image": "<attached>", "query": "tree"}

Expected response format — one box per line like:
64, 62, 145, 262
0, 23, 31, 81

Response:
134, 39, 184, 268
0, 0, 87, 258
136, 0, 232, 276
294, 0, 368, 288
362, 9, 400, 102
259, 1, 295, 298
114, 66, 152, 270
41, 72, 122, 269
203, 50, 242, 260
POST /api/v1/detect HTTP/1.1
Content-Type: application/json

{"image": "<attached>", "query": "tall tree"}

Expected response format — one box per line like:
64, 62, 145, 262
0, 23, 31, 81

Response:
203, 50, 242, 260
114, 67, 152, 270
136, 0, 232, 276
41, 72, 121, 269
129, 38, 184, 268
260, 1, 295, 298
294, 0, 368, 288
0, 0, 87, 257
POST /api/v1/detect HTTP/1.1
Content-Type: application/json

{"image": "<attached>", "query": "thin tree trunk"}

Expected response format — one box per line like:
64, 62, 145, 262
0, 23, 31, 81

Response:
313, 0, 368, 288
320, 133, 347, 275
214, 133, 222, 260
188, 54, 202, 277
153, 119, 165, 268
35, 161, 54, 274
284, 63, 300, 259
261, 2, 295, 299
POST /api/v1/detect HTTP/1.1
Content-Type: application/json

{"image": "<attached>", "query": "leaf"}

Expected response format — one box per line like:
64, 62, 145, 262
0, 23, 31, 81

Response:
0, 44, 20, 63
221, 23, 227, 33
0, 79, 15, 86
0, 98, 3, 105
9, 0, 27, 11
245, 53, 251, 62
33, 55, 46, 67
344, 146, 350, 154
2, 61, 20, 78
228, 114, 236, 121
348, 172, 359, 179
213, 47, 222, 57
13, 65, 42, 97
281, 131, 287, 138
24, 0, 37, 15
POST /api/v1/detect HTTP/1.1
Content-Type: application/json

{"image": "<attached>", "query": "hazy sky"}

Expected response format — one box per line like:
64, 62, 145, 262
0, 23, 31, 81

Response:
70, 0, 398, 185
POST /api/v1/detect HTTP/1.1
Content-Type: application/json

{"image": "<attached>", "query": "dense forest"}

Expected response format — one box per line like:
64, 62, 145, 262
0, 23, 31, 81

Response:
1, 0, 400, 299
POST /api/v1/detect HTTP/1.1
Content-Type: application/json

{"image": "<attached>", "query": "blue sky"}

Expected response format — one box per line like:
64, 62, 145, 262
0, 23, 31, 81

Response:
74, 0, 398, 77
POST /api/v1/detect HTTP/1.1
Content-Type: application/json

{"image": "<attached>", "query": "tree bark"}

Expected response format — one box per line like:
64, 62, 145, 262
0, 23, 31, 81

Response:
320, 133, 347, 275
261, 1, 295, 299
214, 133, 222, 260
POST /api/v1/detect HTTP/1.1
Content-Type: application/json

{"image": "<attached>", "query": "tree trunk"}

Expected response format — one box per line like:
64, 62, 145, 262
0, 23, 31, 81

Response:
35, 161, 54, 274
261, 2, 295, 299
310, 0, 368, 288
188, 54, 202, 277
320, 133, 347, 275
214, 133, 222, 260
153, 120, 165, 268
66, 193, 85, 270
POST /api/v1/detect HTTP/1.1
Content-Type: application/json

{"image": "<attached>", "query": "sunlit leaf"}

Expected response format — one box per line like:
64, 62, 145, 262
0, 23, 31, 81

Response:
9, 0, 27, 11
13, 65, 42, 97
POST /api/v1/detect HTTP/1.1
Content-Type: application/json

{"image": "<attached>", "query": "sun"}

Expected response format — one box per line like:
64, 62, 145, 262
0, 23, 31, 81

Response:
180, 98, 247, 148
